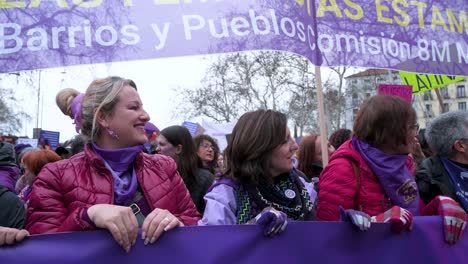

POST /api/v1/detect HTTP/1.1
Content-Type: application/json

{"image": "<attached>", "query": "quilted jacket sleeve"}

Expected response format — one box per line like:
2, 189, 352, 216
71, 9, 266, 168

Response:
26, 162, 93, 234
317, 158, 358, 221
164, 160, 201, 226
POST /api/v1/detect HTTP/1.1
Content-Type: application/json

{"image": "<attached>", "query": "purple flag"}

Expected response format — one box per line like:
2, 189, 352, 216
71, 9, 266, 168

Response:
0, 1, 467, 76
0, 217, 466, 263
182, 121, 200, 137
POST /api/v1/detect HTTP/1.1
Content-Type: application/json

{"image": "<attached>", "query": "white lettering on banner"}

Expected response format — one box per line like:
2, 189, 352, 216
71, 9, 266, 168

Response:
182, 9, 308, 43
151, 23, 171, 50
230, 17, 250, 37
0, 6, 467, 70
95, 25, 119, 46
51, 26, 67, 48
26, 27, 47, 51
121, 25, 141, 45
0, 23, 22, 54
0, 21, 141, 55
249, 9, 271, 35
431, 40, 451, 63
457, 42, 468, 64
179, 8, 467, 67
182, 14, 205, 40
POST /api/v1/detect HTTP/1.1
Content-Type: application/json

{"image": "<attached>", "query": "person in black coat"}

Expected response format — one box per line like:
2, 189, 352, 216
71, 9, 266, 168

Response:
157, 126, 214, 213
0, 142, 29, 246
416, 110, 468, 212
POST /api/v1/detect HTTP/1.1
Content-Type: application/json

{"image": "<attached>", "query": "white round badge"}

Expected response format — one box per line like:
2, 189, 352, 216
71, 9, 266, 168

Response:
284, 189, 296, 199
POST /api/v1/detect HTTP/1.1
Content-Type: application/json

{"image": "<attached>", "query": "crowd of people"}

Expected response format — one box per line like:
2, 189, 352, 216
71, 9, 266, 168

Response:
1, 76, 466, 249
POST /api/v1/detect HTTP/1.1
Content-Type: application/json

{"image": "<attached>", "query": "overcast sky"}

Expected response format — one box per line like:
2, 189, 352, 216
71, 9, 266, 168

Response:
3, 53, 345, 143
4, 55, 211, 142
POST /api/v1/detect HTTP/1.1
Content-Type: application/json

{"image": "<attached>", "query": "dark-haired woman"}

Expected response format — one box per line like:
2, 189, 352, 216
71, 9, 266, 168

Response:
157, 126, 214, 213
194, 135, 220, 174
199, 110, 317, 235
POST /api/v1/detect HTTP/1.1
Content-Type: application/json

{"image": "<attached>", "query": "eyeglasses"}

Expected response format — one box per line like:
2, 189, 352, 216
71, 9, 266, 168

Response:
201, 143, 215, 150
410, 123, 420, 133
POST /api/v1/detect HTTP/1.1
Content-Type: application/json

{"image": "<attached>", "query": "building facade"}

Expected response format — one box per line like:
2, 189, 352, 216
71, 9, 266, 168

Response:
344, 69, 401, 129
344, 69, 467, 129
415, 80, 468, 129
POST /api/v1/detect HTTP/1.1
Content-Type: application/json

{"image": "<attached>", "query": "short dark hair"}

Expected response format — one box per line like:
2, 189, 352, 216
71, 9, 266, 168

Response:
353, 95, 416, 148
194, 134, 220, 174
224, 109, 287, 185
329, 128, 351, 150
70, 135, 86, 155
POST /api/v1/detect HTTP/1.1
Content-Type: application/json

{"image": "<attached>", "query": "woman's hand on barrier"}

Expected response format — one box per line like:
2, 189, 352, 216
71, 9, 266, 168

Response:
141, 208, 183, 245
248, 207, 288, 237
371, 206, 413, 233
339, 206, 371, 231
87, 204, 138, 252
0, 227, 29, 246
435, 196, 467, 244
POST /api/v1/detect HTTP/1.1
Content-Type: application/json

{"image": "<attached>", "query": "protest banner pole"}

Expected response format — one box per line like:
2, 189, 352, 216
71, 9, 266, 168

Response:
315, 66, 329, 165
434, 89, 444, 112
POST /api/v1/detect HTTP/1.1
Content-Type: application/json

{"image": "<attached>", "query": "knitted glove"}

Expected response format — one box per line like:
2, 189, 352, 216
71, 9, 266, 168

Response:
371, 206, 413, 233
339, 206, 371, 231
249, 207, 288, 237
436, 196, 467, 244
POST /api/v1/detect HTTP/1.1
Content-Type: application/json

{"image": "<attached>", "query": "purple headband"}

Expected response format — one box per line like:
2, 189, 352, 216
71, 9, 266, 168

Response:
71, 93, 84, 133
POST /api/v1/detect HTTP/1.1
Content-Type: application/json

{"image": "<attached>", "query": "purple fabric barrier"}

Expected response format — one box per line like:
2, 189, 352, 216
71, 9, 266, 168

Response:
0, 216, 466, 263
0, 1, 467, 75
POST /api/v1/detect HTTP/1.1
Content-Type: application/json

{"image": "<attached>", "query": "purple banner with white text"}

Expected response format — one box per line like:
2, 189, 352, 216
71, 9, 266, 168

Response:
0, 1, 467, 75
0, 217, 466, 264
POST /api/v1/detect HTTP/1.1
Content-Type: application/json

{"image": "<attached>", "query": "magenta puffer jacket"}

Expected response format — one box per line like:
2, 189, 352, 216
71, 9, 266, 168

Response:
317, 140, 415, 221
26, 145, 200, 234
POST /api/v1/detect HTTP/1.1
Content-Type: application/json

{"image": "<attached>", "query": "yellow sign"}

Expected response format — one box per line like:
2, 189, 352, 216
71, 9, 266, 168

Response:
400, 72, 465, 94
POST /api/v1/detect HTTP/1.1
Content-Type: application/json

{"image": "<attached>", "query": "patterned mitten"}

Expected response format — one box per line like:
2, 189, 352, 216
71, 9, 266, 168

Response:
249, 207, 288, 237
371, 206, 413, 233
339, 206, 371, 231
435, 196, 467, 244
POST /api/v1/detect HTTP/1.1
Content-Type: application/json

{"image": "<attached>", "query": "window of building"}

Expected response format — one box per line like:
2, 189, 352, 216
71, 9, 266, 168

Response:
457, 85, 465, 98
353, 108, 358, 120
459, 102, 467, 111
441, 87, 450, 99
423, 91, 433, 101
425, 104, 433, 117
443, 103, 449, 113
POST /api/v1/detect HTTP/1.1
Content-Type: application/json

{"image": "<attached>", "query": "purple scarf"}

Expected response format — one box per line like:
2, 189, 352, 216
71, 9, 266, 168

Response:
92, 143, 144, 205
0, 165, 20, 193
352, 136, 420, 215
19, 185, 33, 202
71, 93, 84, 133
